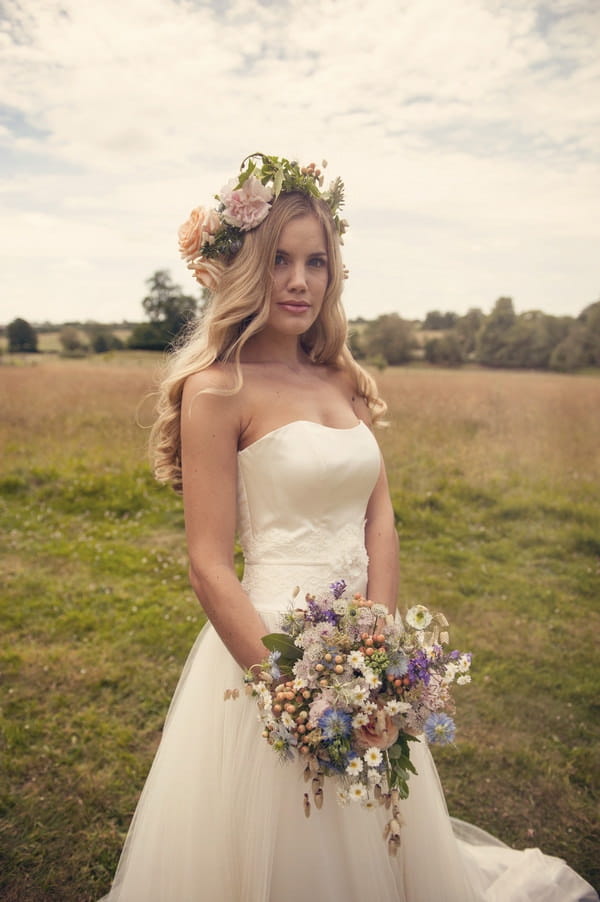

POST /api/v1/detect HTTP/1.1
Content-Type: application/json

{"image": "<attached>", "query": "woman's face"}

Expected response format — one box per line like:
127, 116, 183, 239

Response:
266, 214, 329, 338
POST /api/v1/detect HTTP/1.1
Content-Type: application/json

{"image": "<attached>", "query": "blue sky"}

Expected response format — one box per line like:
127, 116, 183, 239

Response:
1, 0, 599, 325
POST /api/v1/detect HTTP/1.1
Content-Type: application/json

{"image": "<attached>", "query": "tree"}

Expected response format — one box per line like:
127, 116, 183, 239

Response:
60, 326, 88, 356
476, 297, 517, 366
8, 318, 38, 353
454, 308, 485, 357
550, 301, 600, 371
423, 310, 458, 330
424, 333, 464, 366
129, 270, 198, 350
363, 314, 414, 365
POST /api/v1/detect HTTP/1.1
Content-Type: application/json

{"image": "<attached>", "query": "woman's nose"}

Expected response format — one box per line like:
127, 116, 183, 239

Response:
288, 263, 307, 289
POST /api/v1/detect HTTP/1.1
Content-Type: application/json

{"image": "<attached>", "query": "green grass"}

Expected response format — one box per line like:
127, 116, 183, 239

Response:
1, 359, 599, 899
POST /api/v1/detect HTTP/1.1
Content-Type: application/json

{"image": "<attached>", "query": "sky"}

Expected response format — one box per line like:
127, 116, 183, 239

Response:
1, 0, 599, 327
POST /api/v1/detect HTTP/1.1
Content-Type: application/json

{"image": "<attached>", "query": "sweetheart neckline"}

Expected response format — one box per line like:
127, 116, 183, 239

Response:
238, 419, 366, 454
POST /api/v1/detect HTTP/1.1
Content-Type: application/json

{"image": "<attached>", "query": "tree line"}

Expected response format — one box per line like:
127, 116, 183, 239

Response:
4, 270, 599, 373
351, 297, 600, 372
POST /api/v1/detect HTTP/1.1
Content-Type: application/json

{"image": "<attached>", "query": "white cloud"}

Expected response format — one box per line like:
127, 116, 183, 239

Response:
0, 0, 599, 325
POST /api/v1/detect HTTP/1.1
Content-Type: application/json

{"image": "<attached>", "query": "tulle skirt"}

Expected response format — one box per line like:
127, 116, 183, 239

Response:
100, 613, 597, 902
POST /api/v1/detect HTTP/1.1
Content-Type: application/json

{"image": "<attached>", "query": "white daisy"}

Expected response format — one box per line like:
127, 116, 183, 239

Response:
350, 685, 369, 704
361, 798, 378, 809
364, 747, 383, 768
336, 787, 350, 806
348, 650, 366, 670
406, 605, 433, 630
384, 699, 411, 716
363, 701, 378, 714
345, 757, 363, 776
364, 669, 381, 689
352, 712, 369, 728
348, 783, 368, 802
457, 674, 471, 685
292, 677, 307, 691
281, 711, 295, 730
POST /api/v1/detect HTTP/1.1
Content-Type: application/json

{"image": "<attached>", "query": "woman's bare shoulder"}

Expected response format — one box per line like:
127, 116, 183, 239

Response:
183, 361, 238, 393
181, 363, 246, 437
329, 363, 374, 426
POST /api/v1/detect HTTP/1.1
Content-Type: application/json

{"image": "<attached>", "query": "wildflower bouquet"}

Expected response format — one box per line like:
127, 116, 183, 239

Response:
243, 580, 471, 854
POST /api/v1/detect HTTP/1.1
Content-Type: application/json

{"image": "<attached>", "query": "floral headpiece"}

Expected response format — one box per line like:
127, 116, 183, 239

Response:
178, 153, 347, 290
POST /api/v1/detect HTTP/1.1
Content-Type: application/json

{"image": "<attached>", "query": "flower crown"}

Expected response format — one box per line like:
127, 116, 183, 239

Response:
178, 153, 347, 290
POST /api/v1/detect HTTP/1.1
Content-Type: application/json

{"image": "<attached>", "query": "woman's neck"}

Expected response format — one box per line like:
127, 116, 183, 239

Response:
240, 333, 310, 368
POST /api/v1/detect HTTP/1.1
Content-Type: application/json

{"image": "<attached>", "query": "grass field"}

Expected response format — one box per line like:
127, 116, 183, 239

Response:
1, 355, 598, 899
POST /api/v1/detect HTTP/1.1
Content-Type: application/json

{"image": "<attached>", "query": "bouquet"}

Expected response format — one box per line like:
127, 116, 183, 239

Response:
236, 580, 471, 854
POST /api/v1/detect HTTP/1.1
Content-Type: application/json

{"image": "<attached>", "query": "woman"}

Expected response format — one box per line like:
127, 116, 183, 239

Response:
102, 154, 597, 901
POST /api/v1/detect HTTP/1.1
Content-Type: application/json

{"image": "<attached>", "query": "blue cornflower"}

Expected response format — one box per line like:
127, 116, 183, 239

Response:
330, 579, 347, 599
318, 708, 353, 741
386, 651, 409, 679
270, 722, 298, 760
268, 650, 281, 680
424, 712, 456, 745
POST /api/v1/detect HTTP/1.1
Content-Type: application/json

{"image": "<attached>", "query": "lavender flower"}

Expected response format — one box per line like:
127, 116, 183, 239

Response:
330, 579, 347, 599
408, 649, 431, 686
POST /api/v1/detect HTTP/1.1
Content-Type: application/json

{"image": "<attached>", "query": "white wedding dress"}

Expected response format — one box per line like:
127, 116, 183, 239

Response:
102, 420, 598, 901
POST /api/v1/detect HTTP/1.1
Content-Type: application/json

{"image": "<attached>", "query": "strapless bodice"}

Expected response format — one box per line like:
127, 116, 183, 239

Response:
237, 420, 381, 612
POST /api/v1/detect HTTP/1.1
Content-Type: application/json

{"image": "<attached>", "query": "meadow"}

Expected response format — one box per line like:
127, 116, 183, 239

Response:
1, 355, 598, 900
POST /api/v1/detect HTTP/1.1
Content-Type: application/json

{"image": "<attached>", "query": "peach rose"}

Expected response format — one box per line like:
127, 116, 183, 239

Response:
354, 710, 399, 751
187, 257, 224, 292
178, 206, 221, 261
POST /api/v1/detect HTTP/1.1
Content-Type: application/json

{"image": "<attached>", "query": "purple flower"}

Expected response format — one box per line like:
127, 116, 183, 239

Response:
306, 598, 339, 625
407, 650, 431, 686
329, 579, 347, 599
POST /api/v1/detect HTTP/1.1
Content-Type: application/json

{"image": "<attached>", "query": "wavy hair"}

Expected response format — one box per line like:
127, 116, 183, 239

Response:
151, 191, 386, 491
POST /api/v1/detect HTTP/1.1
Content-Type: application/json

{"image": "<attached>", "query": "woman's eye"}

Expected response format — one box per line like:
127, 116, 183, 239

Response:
274, 253, 286, 266
309, 257, 326, 268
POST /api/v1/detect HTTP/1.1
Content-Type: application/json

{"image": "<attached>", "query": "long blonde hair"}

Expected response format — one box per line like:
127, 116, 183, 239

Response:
151, 191, 386, 491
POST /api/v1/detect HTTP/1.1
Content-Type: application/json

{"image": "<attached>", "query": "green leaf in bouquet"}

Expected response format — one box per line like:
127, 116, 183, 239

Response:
262, 632, 302, 666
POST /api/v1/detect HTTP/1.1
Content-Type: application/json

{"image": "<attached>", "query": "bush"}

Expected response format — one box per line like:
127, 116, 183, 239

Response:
424, 333, 464, 366
7, 318, 38, 353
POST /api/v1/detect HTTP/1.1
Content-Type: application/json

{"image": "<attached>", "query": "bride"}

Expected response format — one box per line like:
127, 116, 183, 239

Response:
101, 154, 597, 901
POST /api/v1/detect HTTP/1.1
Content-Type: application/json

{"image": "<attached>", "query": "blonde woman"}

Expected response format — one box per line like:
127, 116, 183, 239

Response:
101, 155, 597, 902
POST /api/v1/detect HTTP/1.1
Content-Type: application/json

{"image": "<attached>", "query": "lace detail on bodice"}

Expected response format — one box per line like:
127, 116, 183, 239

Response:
240, 521, 369, 609
236, 420, 381, 613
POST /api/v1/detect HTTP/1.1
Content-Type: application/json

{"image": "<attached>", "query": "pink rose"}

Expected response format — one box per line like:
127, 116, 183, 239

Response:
178, 207, 221, 261
219, 176, 274, 231
354, 710, 400, 751
187, 257, 223, 292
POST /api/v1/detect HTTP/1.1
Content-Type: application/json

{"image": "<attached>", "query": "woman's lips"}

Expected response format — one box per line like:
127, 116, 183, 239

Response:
278, 302, 310, 314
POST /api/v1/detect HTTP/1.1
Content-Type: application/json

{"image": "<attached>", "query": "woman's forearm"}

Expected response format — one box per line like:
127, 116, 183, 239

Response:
189, 561, 269, 672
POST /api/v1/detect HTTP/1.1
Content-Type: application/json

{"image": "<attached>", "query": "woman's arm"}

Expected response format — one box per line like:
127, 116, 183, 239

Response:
180, 370, 269, 671
364, 456, 400, 614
